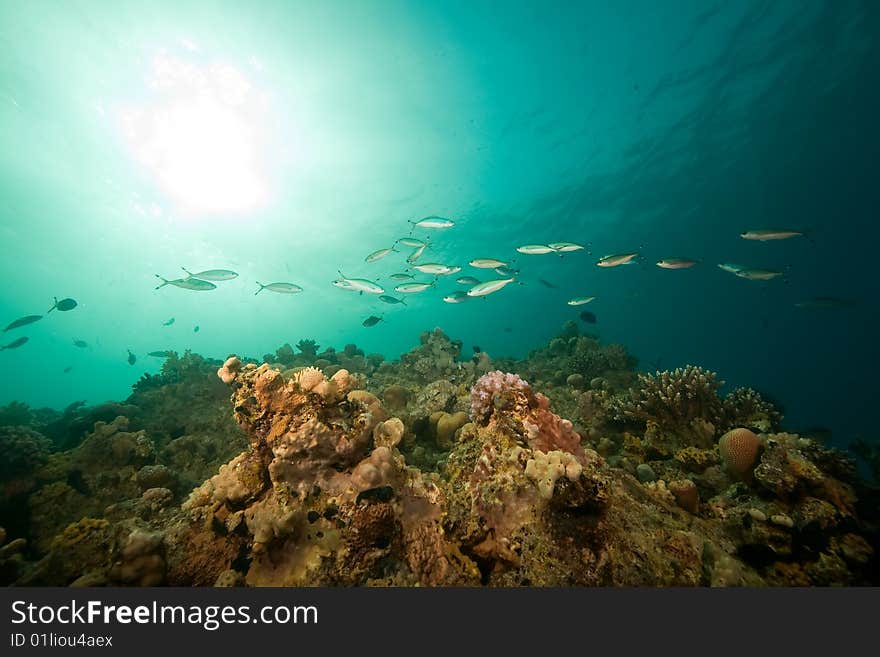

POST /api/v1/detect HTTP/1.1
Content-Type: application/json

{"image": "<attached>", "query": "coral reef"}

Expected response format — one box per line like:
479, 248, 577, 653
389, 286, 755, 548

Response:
0, 325, 875, 587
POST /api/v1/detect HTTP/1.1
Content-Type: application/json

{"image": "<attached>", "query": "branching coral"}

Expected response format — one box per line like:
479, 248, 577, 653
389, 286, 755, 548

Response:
722, 387, 783, 433
612, 365, 725, 432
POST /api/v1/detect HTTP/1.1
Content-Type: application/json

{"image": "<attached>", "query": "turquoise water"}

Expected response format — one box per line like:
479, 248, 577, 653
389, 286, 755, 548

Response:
0, 1, 876, 450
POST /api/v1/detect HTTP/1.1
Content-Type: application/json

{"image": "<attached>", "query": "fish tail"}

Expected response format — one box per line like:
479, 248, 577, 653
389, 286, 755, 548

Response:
181, 267, 194, 277
154, 275, 169, 290
255, 282, 265, 296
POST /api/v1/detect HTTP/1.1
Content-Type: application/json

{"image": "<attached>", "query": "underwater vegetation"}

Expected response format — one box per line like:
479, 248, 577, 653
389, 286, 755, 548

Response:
0, 323, 876, 587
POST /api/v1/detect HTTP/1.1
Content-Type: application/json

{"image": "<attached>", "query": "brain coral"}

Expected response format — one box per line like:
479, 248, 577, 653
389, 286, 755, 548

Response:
719, 427, 761, 477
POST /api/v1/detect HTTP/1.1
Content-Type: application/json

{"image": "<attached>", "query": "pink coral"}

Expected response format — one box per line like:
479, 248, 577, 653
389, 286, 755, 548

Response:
470, 371, 531, 423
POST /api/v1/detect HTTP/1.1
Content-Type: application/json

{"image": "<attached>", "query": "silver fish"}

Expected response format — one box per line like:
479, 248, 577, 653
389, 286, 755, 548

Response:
548, 242, 585, 252
717, 263, 748, 274
494, 265, 520, 277
516, 244, 555, 255
255, 281, 303, 295
456, 276, 481, 285
406, 245, 427, 264
467, 278, 516, 297
394, 281, 434, 293
469, 258, 508, 269
396, 237, 427, 248
365, 247, 396, 263
337, 272, 384, 295
596, 253, 638, 267
412, 263, 461, 275
379, 295, 407, 305
656, 258, 699, 269
740, 229, 804, 241
155, 274, 217, 291
443, 291, 470, 303
181, 267, 238, 280
389, 273, 414, 281
410, 216, 454, 229
567, 296, 596, 306
735, 268, 783, 281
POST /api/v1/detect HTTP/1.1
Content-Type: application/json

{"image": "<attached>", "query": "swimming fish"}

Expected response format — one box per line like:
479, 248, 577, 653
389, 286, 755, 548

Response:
336, 272, 384, 295
442, 291, 470, 303
567, 296, 596, 306
579, 311, 597, 324
63, 366, 72, 374
656, 258, 699, 269
394, 281, 434, 293
389, 273, 415, 281
362, 315, 384, 327
469, 258, 509, 269
466, 278, 516, 297
148, 350, 174, 357
539, 279, 558, 289
47, 297, 78, 312
365, 247, 396, 263
793, 297, 855, 309
155, 275, 217, 291
181, 267, 239, 281
740, 229, 804, 241
332, 278, 358, 291
73, 339, 88, 348
456, 276, 481, 285
548, 242, 585, 252
406, 245, 427, 264
193, 325, 200, 332
127, 349, 136, 365
396, 237, 427, 248
410, 216, 455, 229
162, 318, 175, 326
597, 253, 638, 267
735, 268, 784, 281
1, 336, 29, 350
379, 295, 406, 305
3, 315, 42, 332
494, 265, 520, 277
412, 263, 461, 275
472, 345, 481, 353
717, 263, 748, 274
255, 281, 304, 295
516, 244, 556, 255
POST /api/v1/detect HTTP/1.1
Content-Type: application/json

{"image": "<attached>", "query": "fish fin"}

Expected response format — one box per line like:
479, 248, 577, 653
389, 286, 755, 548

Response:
254, 282, 265, 296
46, 296, 58, 313
401, 298, 407, 305
181, 267, 194, 277
154, 275, 169, 290
359, 291, 363, 296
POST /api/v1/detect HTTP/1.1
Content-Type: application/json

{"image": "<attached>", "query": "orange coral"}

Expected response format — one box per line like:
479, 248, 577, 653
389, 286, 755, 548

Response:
719, 427, 761, 478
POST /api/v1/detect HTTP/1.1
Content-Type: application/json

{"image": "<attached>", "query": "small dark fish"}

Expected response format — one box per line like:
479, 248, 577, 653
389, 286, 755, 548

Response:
162, 317, 175, 326
378, 295, 406, 305
3, 314, 42, 332
73, 339, 88, 348
1, 336, 29, 350
47, 297, 77, 313
473, 345, 481, 353
539, 279, 558, 289
579, 311, 597, 324
147, 350, 173, 358
362, 315, 384, 327
127, 349, 136, 365
193, 325, 200, 333
63, 366, 73, 374
503, 327, 512, 333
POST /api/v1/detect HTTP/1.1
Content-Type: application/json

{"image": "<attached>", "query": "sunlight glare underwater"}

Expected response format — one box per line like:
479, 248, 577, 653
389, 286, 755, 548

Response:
117, 50, 271, 216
